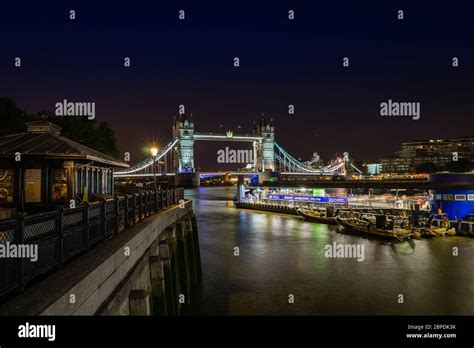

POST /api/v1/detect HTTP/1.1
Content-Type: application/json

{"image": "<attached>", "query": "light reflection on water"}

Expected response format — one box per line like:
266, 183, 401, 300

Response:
187, 187, 474, 315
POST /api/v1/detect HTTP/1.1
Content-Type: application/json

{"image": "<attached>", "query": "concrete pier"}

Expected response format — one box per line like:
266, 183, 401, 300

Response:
175, 172, 200, 188
0, 201, 202, 316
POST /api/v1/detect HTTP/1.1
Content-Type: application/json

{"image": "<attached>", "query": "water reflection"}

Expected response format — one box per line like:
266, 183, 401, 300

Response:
188, 187, 474, 315
391, 240, 416, 255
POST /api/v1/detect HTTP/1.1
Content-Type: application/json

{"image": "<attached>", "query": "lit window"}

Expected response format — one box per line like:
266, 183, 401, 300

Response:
443, 194, 453, 201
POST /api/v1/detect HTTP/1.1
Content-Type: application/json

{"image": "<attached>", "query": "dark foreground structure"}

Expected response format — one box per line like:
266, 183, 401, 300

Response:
0, 190, 202, 315
0, 121, 129, 218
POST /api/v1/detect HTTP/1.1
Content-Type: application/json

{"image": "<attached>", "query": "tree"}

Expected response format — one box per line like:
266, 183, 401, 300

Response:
0, 98, 120, 158
33, 113, 120, 159
94, 122, 119, 158
0, 97, 29, 135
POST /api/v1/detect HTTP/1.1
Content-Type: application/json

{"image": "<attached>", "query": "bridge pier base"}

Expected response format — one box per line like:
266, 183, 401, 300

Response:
159, 241, 176, 316
149, 255, 167, 315
129, 289, 151, 316
175, 172, 200, 188
184, 217, 199, 287
191, 214, 202, 281
176, 223, 192, 309
258, 171, 272, 184
168, 237, 183, 315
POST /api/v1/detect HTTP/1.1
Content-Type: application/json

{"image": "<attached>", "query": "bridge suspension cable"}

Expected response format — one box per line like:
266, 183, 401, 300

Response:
274, 142, 344, 174
115, 137, 350, 178
115, 138, 179, 176
350, 163, 363, 174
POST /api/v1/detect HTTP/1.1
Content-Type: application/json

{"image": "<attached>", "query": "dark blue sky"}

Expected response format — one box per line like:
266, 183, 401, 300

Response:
1, 0, 473, 169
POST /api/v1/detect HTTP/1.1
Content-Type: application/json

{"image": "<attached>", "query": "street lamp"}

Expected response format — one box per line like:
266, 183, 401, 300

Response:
150, 147, 159, 191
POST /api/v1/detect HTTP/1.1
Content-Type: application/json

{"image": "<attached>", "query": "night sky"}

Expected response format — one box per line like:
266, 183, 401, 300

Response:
1, 1, 473, 170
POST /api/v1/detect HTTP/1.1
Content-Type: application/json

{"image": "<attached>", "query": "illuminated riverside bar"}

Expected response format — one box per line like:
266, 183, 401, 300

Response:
243, 187, 348, 208
239, 184, 433, 212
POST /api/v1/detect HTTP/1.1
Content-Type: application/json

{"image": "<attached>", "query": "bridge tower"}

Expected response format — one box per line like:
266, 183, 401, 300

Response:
253, 113, 275, 171
173, 114, 194, 172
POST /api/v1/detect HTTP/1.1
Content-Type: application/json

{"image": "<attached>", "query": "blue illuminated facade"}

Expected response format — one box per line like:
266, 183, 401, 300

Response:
266, 194, 347, 204
429, 173, 474, 220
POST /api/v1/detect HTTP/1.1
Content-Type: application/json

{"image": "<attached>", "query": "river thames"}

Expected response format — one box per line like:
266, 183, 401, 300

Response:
186, 186, 474, 315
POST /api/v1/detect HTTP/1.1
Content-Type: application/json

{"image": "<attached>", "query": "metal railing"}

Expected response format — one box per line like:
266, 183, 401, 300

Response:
0, 188, 184, 299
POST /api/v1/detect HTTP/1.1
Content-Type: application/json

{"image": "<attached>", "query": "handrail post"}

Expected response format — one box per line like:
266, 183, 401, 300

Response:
139, 193, 142, 220
133, 194, 137, 223
158, 190, 162, 210
114, 195, 120, 235
58, 207, 64, 264
138, 192, 145, 221
146, 192, 150, 216
84, 202, 90, 250
145, 192, 148, 216
146, 192, 149, 216
146, 192, 149, 215
138, 193, 141, 221
15, 213, 25, 291
140, 192, 143, 219
102, 200, 107, 240
125, 195, 130, 227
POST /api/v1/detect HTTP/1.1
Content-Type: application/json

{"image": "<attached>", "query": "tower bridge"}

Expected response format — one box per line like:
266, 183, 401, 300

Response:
114, 113, 355, 185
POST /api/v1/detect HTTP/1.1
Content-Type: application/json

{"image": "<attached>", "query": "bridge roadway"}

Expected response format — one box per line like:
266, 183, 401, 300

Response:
114, 172, 473, 190
114, 172, 259, 178
115, 173, 473, 190
194, 132, 262, 142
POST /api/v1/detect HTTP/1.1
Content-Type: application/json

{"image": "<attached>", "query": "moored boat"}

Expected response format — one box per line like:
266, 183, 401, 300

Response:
336, 215, 413, 241
415, 226, 456, 238
297, 208, 338, 225
413, 213, 456, 238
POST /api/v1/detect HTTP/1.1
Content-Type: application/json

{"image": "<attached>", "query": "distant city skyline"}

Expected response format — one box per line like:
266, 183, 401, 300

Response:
1, 1, 473, 170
